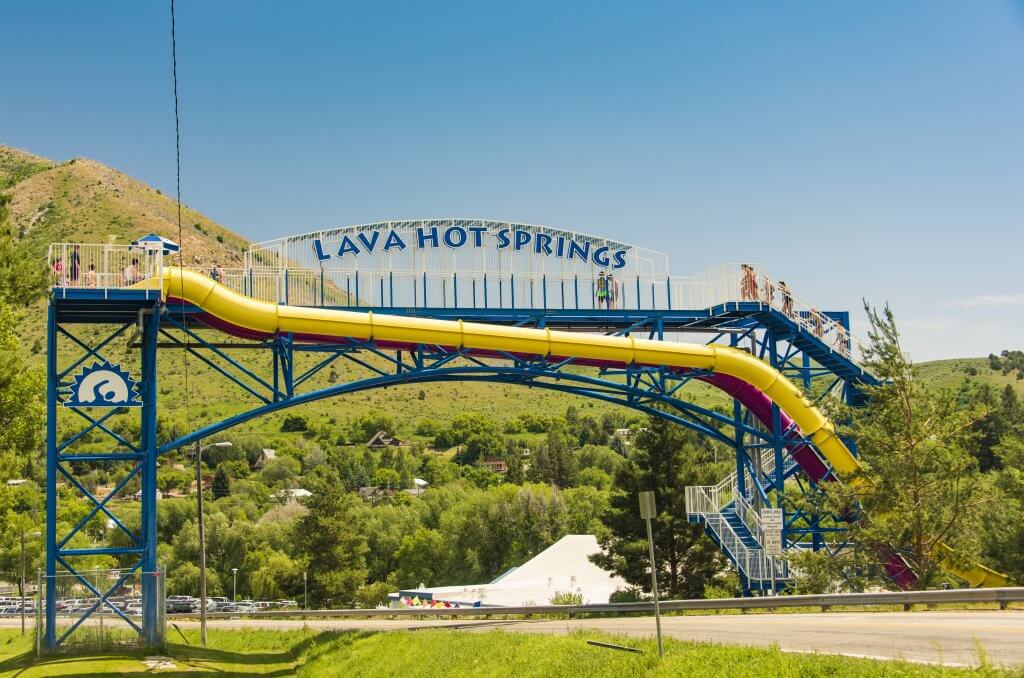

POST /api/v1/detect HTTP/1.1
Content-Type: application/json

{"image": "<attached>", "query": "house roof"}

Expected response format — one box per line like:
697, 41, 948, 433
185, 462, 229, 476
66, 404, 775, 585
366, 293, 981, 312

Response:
366, 430, 402, 447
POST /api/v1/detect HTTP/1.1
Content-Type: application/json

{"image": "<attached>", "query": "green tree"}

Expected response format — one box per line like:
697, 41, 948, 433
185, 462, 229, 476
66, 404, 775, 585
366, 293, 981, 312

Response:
212, 467, 231, 499
455, 431, 504, 466
247, 549, 301, 600
394, 528, 448, 587
592, 416, 726, 598
0, 215, 48, 306
810, 304, 990, 590
371, 467, 402, 490
354, 580, 393, 608
156, 468, 192, 494
295, 470, 369, 607
528, 423, 578, 487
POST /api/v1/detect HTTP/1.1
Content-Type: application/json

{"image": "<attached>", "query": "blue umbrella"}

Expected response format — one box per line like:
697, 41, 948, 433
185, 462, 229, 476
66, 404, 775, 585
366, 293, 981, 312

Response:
131, 234, 180, 253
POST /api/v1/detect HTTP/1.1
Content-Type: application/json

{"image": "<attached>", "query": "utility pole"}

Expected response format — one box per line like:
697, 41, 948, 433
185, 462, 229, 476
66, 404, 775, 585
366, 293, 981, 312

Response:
303, 571, 308, 611
232, 568, 238, 602
639, 490, 663, 658
195, 440, 231, 646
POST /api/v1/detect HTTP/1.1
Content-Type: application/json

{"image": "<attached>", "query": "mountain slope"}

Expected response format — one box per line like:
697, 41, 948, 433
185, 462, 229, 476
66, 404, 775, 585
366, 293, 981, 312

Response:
2, 145, 247, 265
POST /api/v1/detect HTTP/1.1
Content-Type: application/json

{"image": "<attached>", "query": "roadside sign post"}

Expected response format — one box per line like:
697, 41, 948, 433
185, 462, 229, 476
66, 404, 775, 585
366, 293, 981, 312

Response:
639, 491, 663, 658
760, 508, 784, 595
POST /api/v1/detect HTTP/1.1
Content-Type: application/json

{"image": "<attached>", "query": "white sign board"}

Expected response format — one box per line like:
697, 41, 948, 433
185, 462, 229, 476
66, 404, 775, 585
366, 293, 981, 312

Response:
759, 508, 784, 556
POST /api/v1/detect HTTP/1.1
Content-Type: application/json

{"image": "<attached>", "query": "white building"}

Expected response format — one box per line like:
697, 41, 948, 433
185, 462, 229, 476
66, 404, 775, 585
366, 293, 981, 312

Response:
389, 534, 628, 607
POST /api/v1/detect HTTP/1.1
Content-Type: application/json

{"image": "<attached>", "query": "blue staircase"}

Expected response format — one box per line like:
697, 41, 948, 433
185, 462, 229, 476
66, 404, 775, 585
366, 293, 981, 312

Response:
721, 505, 760, 550
685, 450, 792, 594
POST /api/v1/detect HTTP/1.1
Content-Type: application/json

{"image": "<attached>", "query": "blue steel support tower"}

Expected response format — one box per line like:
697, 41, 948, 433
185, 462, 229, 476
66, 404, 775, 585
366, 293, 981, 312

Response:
44, 242, 874, 645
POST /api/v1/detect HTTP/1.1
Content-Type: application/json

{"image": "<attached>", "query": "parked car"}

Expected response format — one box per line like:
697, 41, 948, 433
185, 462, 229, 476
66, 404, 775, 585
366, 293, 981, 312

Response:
166, 596, 197, 613
206, 596, 230, 612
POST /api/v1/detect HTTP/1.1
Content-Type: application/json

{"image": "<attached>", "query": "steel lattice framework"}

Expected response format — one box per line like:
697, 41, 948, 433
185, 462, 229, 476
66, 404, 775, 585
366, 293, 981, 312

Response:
45, 283, 873, 647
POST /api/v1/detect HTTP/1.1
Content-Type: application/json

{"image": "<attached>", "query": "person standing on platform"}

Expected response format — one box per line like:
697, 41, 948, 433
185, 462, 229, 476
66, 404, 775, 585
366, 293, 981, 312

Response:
740, 264, 759, 300
779, 281, 794, 317
52, 257, 64, 285
607, 273, 618, 309
69, 245, 81, 285
596, 271, 608, 308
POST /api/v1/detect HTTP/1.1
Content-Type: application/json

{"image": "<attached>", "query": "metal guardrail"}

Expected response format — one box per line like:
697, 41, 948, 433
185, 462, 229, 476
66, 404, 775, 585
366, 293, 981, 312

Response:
161, 587, 1024, 620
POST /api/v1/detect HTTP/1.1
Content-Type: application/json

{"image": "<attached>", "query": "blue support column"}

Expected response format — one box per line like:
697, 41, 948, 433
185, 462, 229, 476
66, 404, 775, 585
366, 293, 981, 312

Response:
139, 309, 160, 644
767, 330, 787, 555
730, 332, 747, 500
44, 302, 58, 648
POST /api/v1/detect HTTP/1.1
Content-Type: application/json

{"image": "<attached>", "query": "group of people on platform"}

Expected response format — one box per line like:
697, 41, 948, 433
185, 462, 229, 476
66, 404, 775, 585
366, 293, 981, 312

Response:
740, 263, 849, 352
51, 245, 145, 288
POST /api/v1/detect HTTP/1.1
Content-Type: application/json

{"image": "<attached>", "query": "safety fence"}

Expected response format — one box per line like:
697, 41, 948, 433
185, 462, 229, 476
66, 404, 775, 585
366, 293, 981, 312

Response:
154, 587, 1024, 620
37, 567, 165, 655
47, 243, 166, 291
46, 245, 860, 362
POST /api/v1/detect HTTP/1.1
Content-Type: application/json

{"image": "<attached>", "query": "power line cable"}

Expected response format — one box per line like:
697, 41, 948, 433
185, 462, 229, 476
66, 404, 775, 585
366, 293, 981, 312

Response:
170, 0, 192, 433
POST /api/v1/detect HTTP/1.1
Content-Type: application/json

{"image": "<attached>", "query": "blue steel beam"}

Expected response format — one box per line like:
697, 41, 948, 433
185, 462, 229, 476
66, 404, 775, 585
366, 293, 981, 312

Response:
140, 309, 159, 644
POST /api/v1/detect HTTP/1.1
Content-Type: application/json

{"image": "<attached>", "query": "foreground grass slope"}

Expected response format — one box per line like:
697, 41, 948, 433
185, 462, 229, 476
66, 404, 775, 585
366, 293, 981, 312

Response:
0, 628, 1015, 678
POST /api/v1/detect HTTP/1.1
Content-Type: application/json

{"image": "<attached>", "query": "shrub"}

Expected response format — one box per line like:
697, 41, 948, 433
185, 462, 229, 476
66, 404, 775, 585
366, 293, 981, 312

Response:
549, 590, 583, 606
281, 414, 309, 432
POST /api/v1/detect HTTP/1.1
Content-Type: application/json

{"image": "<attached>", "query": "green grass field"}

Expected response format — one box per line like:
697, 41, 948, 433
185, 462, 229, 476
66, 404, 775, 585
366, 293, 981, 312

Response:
0, 628, 1018, 677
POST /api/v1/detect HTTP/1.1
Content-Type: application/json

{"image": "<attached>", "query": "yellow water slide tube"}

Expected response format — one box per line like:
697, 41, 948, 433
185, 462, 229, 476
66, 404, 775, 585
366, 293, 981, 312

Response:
158, 268, 1007, 587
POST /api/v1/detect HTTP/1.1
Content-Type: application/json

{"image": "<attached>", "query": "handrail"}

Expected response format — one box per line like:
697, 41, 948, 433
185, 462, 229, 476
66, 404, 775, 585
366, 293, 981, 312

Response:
733, 489, 765, 547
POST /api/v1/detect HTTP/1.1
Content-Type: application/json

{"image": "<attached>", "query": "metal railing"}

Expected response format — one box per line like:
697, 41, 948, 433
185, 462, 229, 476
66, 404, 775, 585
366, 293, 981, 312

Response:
703, 263, 860, 361
686, 446, 793, 584
45, 245, 861, 363
685, 447, 777, 518
47, 243, 165, 295
158, 587, 1024, 620
733, 489, 766, 547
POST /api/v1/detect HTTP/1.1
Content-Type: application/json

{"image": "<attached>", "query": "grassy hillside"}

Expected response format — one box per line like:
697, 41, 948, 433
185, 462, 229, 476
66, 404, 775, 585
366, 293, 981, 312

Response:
915, 357, 1024, 399
1, 145, 247, 263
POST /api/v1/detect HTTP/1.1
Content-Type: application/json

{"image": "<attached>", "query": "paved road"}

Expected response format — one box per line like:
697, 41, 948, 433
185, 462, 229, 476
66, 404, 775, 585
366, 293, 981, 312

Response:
8, 610, 1023, 667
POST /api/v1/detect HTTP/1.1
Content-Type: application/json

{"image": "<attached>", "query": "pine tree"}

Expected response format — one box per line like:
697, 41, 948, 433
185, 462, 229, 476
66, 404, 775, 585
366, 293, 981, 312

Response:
807, 304, 989, 590
211, 467, 231, 499
591, 416, 726, 598
295, 468, 369, 607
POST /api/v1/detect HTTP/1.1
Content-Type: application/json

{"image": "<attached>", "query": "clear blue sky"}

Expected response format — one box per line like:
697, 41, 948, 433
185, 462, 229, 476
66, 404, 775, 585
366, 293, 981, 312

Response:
3, 1, 1022, 360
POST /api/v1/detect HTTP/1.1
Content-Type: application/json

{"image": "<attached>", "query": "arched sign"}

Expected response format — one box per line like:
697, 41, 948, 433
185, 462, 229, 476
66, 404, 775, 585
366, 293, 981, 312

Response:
249, 219, 669, 281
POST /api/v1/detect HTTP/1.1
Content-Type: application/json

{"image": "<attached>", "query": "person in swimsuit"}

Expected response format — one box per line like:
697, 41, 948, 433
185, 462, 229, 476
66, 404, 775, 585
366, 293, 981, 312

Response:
740, 264, 759, 301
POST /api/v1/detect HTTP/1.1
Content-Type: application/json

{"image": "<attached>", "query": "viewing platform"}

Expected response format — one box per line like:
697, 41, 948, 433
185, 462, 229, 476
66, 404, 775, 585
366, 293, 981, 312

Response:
47, 238, 873, 387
